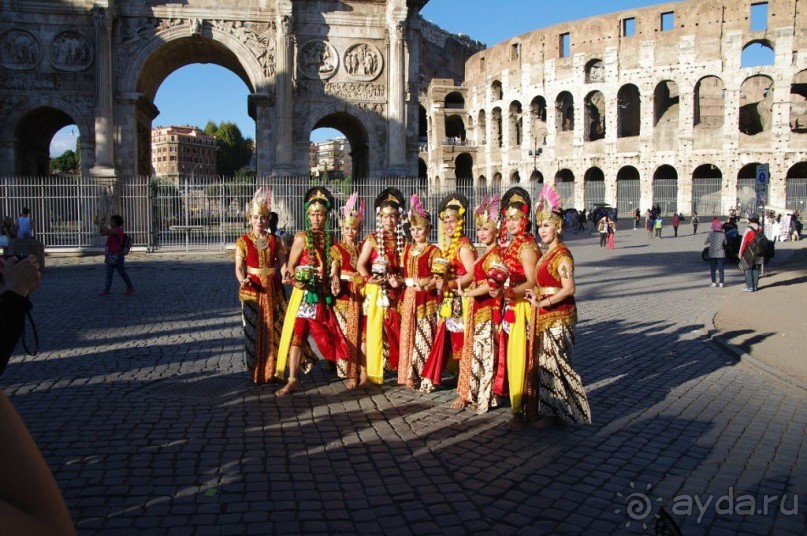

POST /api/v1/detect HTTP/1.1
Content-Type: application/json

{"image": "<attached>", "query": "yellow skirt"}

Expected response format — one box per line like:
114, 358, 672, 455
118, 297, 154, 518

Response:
507, 299, 531, 415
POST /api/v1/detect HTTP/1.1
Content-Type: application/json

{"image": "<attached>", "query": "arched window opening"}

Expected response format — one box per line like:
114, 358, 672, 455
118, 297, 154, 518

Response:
445, 91, 465, 109
584, 91, 605, 141
49, 124, 81, 175
555, 92, 574, 133
418, 105, 427, 139
477, 110, 487, 145
492, 172, 503, 189
444, 115, 466, 143
654, 80, 680, 127
418, 158, 428, 180
530, 96, 547, 146
510, 170, 520, 183
786, 163, 807, 210
653, 165, 678, 215
455, 153, 473, 183
583, 167, 605, 209
616, 166, 641, 216
741, 41, 775, 68
736, 163, 769, 214
530, 170, 544, 183
509, 101, 523, 146
617, 84, 641, 137
491, 80, 503, 101
692, 164, 723, 216
790, 70, 807, 133
555, 169, 575, 208
694, 76, 725, 127
492, 107, 503, 148
585, 59, 605, 84
739, 75, 774, 136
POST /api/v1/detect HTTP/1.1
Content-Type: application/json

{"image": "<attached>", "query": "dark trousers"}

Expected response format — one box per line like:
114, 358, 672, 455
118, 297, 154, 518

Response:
105, 256, 134, 291
709, 257, 725, 283
599, 232, 607, 247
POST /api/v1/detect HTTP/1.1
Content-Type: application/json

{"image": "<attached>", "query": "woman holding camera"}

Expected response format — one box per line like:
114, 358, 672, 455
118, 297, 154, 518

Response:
357, 188, 405, 385
275, 187, 347, 396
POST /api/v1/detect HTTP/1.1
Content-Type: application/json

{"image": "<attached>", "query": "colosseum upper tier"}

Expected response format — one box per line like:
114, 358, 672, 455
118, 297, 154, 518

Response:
422, 0, 807, 216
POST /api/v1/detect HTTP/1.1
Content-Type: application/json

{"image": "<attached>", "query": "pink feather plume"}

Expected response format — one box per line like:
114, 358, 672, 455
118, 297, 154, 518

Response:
343, 192, 358, 217
537, 185, 561, 212
410, 194, 426, 217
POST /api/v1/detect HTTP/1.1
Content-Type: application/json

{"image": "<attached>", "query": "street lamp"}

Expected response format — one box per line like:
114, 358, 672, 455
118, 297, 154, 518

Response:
528, 139, 542, 176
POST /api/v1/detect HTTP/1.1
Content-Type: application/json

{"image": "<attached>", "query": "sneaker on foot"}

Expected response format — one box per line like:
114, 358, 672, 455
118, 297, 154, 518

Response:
743, 287, 754, 292
710, 283, 717, 288
123, 288, 135, 296
98, 290, 111, 296
718, 283, 724, 288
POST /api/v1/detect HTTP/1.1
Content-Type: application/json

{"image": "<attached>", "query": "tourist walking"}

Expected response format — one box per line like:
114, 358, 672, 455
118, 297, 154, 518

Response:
234, 189, 288, 384
16, 207, 32, 239
522, 185, 592, 428
452, 195, 503, 414
645, 209, 654, 239
633, 208, 640, 230
692, 212, 700, 234
654, 215, 663, 238
357, 188, 405, 385
672, 212, 680, 237
739, 215, 764, 292
705, 219, 727, 287
397, 195, 440, 390
598, 216, 608, 247
606, 215, 616, 249
276, 187, 347, 395
98, 215, 134, 296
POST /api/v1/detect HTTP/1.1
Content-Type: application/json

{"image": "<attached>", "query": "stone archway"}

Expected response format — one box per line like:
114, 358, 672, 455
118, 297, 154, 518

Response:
305, 108, 376, 180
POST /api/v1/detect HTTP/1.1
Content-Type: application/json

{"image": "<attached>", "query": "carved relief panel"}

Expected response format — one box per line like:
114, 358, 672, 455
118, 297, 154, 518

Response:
0, 29, 42, 70
298, 40, 339, 80
50, 31, 94, 71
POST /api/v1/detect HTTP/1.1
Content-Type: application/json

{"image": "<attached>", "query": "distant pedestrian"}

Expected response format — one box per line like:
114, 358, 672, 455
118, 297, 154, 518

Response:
0, 217, 15, 248
654, 215, 663, 238
645, 210, 654, 239
633, 208, 640, 230
606, 216, 616, 249
672, 213, 680, 237
598, 216, 608, 247
98, 215, 135, 296
739, 215, 763, 292
691, 212, 700, 234
16, 208, 32, 239
705, 219, 727, 287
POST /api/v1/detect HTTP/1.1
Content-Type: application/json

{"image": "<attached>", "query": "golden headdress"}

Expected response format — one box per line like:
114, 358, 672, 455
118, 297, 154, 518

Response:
474, 194, 501, 228
501, 187, 531, 219
407, 194, 431, 228
534, 184, 564, 227
339, 192, 364, 227
439, 193, 468, 220
247, 187, 271, 218
375, 187, 404, 216
305, 186, 334, 214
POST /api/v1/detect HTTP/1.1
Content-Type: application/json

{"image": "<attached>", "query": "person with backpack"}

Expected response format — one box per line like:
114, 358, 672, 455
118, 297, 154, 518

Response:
738, 215, 765, 292
98, 215, 135, 296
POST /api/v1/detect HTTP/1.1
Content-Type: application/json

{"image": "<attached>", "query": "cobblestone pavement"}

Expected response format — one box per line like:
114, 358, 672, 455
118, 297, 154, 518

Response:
2, 224, 805, 535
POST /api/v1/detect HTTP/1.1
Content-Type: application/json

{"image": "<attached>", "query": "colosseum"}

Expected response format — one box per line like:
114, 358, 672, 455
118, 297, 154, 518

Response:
423, 0, 807, 216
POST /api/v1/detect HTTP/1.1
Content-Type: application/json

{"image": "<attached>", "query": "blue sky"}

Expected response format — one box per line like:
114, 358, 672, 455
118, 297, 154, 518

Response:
51, 0, 741, 156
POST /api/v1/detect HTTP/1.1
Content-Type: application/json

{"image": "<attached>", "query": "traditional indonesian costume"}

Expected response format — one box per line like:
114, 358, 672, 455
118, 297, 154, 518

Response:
456, 246, 503, 413
330, 240, 363, 380
397, 242, 440, 386
276, 231, 347, 379
420, 236, 476, 391
495, 232, 539, 415
362, 231, 403, 384
525, 243, 591, 423
235, 232, 287, 384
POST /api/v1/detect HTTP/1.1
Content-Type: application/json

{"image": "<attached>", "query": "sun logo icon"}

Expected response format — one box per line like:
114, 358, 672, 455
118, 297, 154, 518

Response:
614, 481, 664, 530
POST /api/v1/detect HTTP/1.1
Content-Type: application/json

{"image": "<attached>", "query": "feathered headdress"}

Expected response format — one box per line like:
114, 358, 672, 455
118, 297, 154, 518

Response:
534, 184, 563, 226
247, 187, 272, 217
474, 194, 501, 228
340, 192, 365, 227
407, 194, 431, 228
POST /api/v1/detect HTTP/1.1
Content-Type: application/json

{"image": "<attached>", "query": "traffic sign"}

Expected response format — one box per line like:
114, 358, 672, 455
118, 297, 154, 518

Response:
756, 164, 769, 187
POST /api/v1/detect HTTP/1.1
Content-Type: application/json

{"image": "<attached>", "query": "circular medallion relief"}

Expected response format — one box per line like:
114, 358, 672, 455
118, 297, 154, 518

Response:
298, 40, 339, 80
49, 31, 94, 71
0, 29, 41, 70
343, 42, 383, 82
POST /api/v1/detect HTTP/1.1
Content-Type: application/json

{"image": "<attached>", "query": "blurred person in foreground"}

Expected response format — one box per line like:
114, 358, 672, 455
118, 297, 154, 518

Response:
0, 255, 75, 534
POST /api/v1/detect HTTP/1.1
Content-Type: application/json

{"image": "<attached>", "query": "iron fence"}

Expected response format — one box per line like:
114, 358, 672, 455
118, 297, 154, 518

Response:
652, 178, 678, 215
692, 177, 722, 216
583, 179, 605, 211
616, 179, 640, 218
786, 177, 807, 211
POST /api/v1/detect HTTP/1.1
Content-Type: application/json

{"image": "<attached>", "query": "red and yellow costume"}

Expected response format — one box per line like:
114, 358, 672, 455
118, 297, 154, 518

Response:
397, 242, 440, 386
362, 231, 403, 384
236, 232, 287, 384
331, 240, 363, 379
456, 245, 503, 413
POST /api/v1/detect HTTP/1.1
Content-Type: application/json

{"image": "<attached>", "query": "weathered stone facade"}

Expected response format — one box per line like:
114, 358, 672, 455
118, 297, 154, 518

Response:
0, 0, 480, 179
424, 0, 807, 214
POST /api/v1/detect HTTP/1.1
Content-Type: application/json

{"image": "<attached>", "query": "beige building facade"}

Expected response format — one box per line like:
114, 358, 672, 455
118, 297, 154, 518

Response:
423, 0, 807, 215
151, 126, 217, 178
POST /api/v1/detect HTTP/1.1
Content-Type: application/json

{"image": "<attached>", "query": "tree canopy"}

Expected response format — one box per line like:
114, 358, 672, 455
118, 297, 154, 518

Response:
204, 121, 253, 176
50, 149, 79, 174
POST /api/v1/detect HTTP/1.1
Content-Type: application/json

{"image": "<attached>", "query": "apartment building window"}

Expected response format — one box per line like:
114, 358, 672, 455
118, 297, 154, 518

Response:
660, 11, 674, 31
622, 17, 636, 37
559, 33, 570, 58
751, 2, 768, 31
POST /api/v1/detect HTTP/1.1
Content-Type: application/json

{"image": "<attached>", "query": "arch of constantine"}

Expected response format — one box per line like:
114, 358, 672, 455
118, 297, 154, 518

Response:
0, 0, 477, 179
423, 0, 807, 215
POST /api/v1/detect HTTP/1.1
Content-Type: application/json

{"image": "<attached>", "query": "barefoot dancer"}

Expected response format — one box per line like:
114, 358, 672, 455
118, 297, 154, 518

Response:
276, 187, 347, 396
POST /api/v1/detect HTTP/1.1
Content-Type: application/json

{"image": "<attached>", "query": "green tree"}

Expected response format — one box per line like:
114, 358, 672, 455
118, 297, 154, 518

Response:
205, 121, 253, 176
50, 150, 79, 173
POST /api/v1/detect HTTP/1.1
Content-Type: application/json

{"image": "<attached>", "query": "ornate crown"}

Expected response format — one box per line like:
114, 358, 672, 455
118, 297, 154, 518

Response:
247, 187, 271, 217
375, 187, 404, 216
501, 187, 531, 219
474, 194, 501, 227
305, 186, 334, 213
339, 192, 365, 227
439, 193, 468, 219
534, 184, 563, 226
407, 194, 431, 228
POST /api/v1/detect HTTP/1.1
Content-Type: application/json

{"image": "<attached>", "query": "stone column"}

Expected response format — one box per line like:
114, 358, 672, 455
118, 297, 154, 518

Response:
386, 19, 407, 175
249, 93, 275, 176
273, 13, 294, 173
91, 6, 116, 177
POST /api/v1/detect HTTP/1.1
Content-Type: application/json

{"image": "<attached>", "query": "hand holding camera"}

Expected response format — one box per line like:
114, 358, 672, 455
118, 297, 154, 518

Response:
0, 256, 40, 298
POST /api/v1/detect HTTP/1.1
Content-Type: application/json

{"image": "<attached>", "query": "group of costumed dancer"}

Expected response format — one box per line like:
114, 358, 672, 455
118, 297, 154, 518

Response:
234, 184, 592, 429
